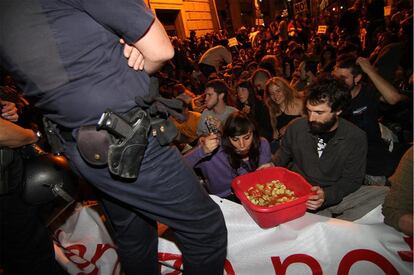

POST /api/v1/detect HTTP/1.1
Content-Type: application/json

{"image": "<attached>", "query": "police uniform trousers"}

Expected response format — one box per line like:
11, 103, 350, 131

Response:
64, 135, 228, 275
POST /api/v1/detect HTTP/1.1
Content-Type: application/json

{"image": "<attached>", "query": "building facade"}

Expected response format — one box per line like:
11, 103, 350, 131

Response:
146, 0, 315, 38
145, 0, 221, 38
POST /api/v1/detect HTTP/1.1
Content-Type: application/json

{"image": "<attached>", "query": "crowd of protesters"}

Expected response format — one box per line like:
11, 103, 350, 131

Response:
162, 5, 411, 150
155, 0, 413, 224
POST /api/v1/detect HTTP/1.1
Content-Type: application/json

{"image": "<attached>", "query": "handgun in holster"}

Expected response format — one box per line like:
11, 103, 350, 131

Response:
97, 108, 150, 179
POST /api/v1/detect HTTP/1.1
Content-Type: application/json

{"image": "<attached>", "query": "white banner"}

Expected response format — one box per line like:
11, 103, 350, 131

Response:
54, 204, 122, 275
55, 197, 413, 275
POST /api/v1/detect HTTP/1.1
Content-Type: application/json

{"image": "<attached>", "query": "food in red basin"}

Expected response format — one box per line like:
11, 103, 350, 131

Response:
232, 167, 312, 228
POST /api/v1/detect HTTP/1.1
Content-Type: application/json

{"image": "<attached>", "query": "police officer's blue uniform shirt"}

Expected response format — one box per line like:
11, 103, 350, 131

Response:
0, 0, 154, 129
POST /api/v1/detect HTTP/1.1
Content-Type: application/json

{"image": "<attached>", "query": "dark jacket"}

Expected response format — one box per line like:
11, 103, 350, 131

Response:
274, 118, 367, 207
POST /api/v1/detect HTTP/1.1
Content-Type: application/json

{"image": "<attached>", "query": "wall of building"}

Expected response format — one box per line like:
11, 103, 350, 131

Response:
146, 0, 221, 38
144, 0, 291, 38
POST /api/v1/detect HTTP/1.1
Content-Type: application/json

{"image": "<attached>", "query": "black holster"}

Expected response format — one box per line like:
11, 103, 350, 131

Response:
77, 108, 150, 179
77, 76, 183, 179
107, 109, 150, 179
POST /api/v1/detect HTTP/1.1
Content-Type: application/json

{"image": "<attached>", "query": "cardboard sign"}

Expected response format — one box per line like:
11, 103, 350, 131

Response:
317, 25, 328, 34
294, 0, 307, 14
384, 5, 391, 16
228, 37, 239, 48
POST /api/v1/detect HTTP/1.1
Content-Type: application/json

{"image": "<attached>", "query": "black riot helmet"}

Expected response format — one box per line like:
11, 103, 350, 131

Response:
22, 150, 78, 205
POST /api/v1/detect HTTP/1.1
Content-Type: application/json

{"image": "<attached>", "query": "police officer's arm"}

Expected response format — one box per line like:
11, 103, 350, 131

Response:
356, 57, 407, 105
79, 0, 173, 74
0, 118, 37, 148
121, 39, 145, 71
132, 18, 174, 74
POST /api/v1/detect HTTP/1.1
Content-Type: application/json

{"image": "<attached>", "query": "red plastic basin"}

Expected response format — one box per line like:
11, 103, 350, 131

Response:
232, 167, 312, 228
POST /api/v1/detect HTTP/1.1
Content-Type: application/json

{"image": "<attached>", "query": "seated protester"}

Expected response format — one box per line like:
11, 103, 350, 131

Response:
259, 55, 283, 77
196, 79, 237, 137
198, 39, 232, 78
251, 68, 272, 100
332, 54, 407, 185
172, 83, 196, 106
246, 61, 258, 75
264, 77, 305, 142
318, 45, 336, 74
290, 59, 318, 93
235, 80, 273, 142
273, 76, 389, 221
231, 65, 244, 84
382, 146, 413, 236
288, 46, 307, 70
185, 111, 272, 202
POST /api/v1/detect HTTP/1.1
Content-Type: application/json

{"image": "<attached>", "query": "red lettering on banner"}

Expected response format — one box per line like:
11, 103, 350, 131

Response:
271, 254, 322, 275
338, 249, 399, 275
398, 236, 413, 262
60, 243, 117, 275
158, 253, 183, 275
55, 229, 119, 275
64, 244, 97, 274
224, 259, 236, 275
90, 244, 116, 265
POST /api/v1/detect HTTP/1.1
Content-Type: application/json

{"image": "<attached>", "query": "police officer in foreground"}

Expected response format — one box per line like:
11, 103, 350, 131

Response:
0, 1, 227, 274
0, 103, 60, 274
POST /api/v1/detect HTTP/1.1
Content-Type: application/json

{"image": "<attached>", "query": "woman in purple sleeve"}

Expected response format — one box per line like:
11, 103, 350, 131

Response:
184, 111, 273, 202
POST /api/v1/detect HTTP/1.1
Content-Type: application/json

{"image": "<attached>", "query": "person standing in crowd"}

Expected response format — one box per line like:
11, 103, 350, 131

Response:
0, 1, 227, 274
0, 104, 60, 274
264, 77, 305, 150
196, 79, 237, 136
235, 80, 273, 141
276, 15, 289, 48
185, 111, 272, 202
332, 54, 406, 185
273, 76, 388, 221
198, 39, 232, 78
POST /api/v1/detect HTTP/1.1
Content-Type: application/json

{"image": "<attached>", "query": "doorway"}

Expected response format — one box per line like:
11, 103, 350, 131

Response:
156, 9, 182, 37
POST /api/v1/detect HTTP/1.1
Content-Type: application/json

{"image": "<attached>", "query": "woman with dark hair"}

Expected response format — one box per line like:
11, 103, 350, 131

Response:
184, 111, 272, 202
235, 80, 273, 141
